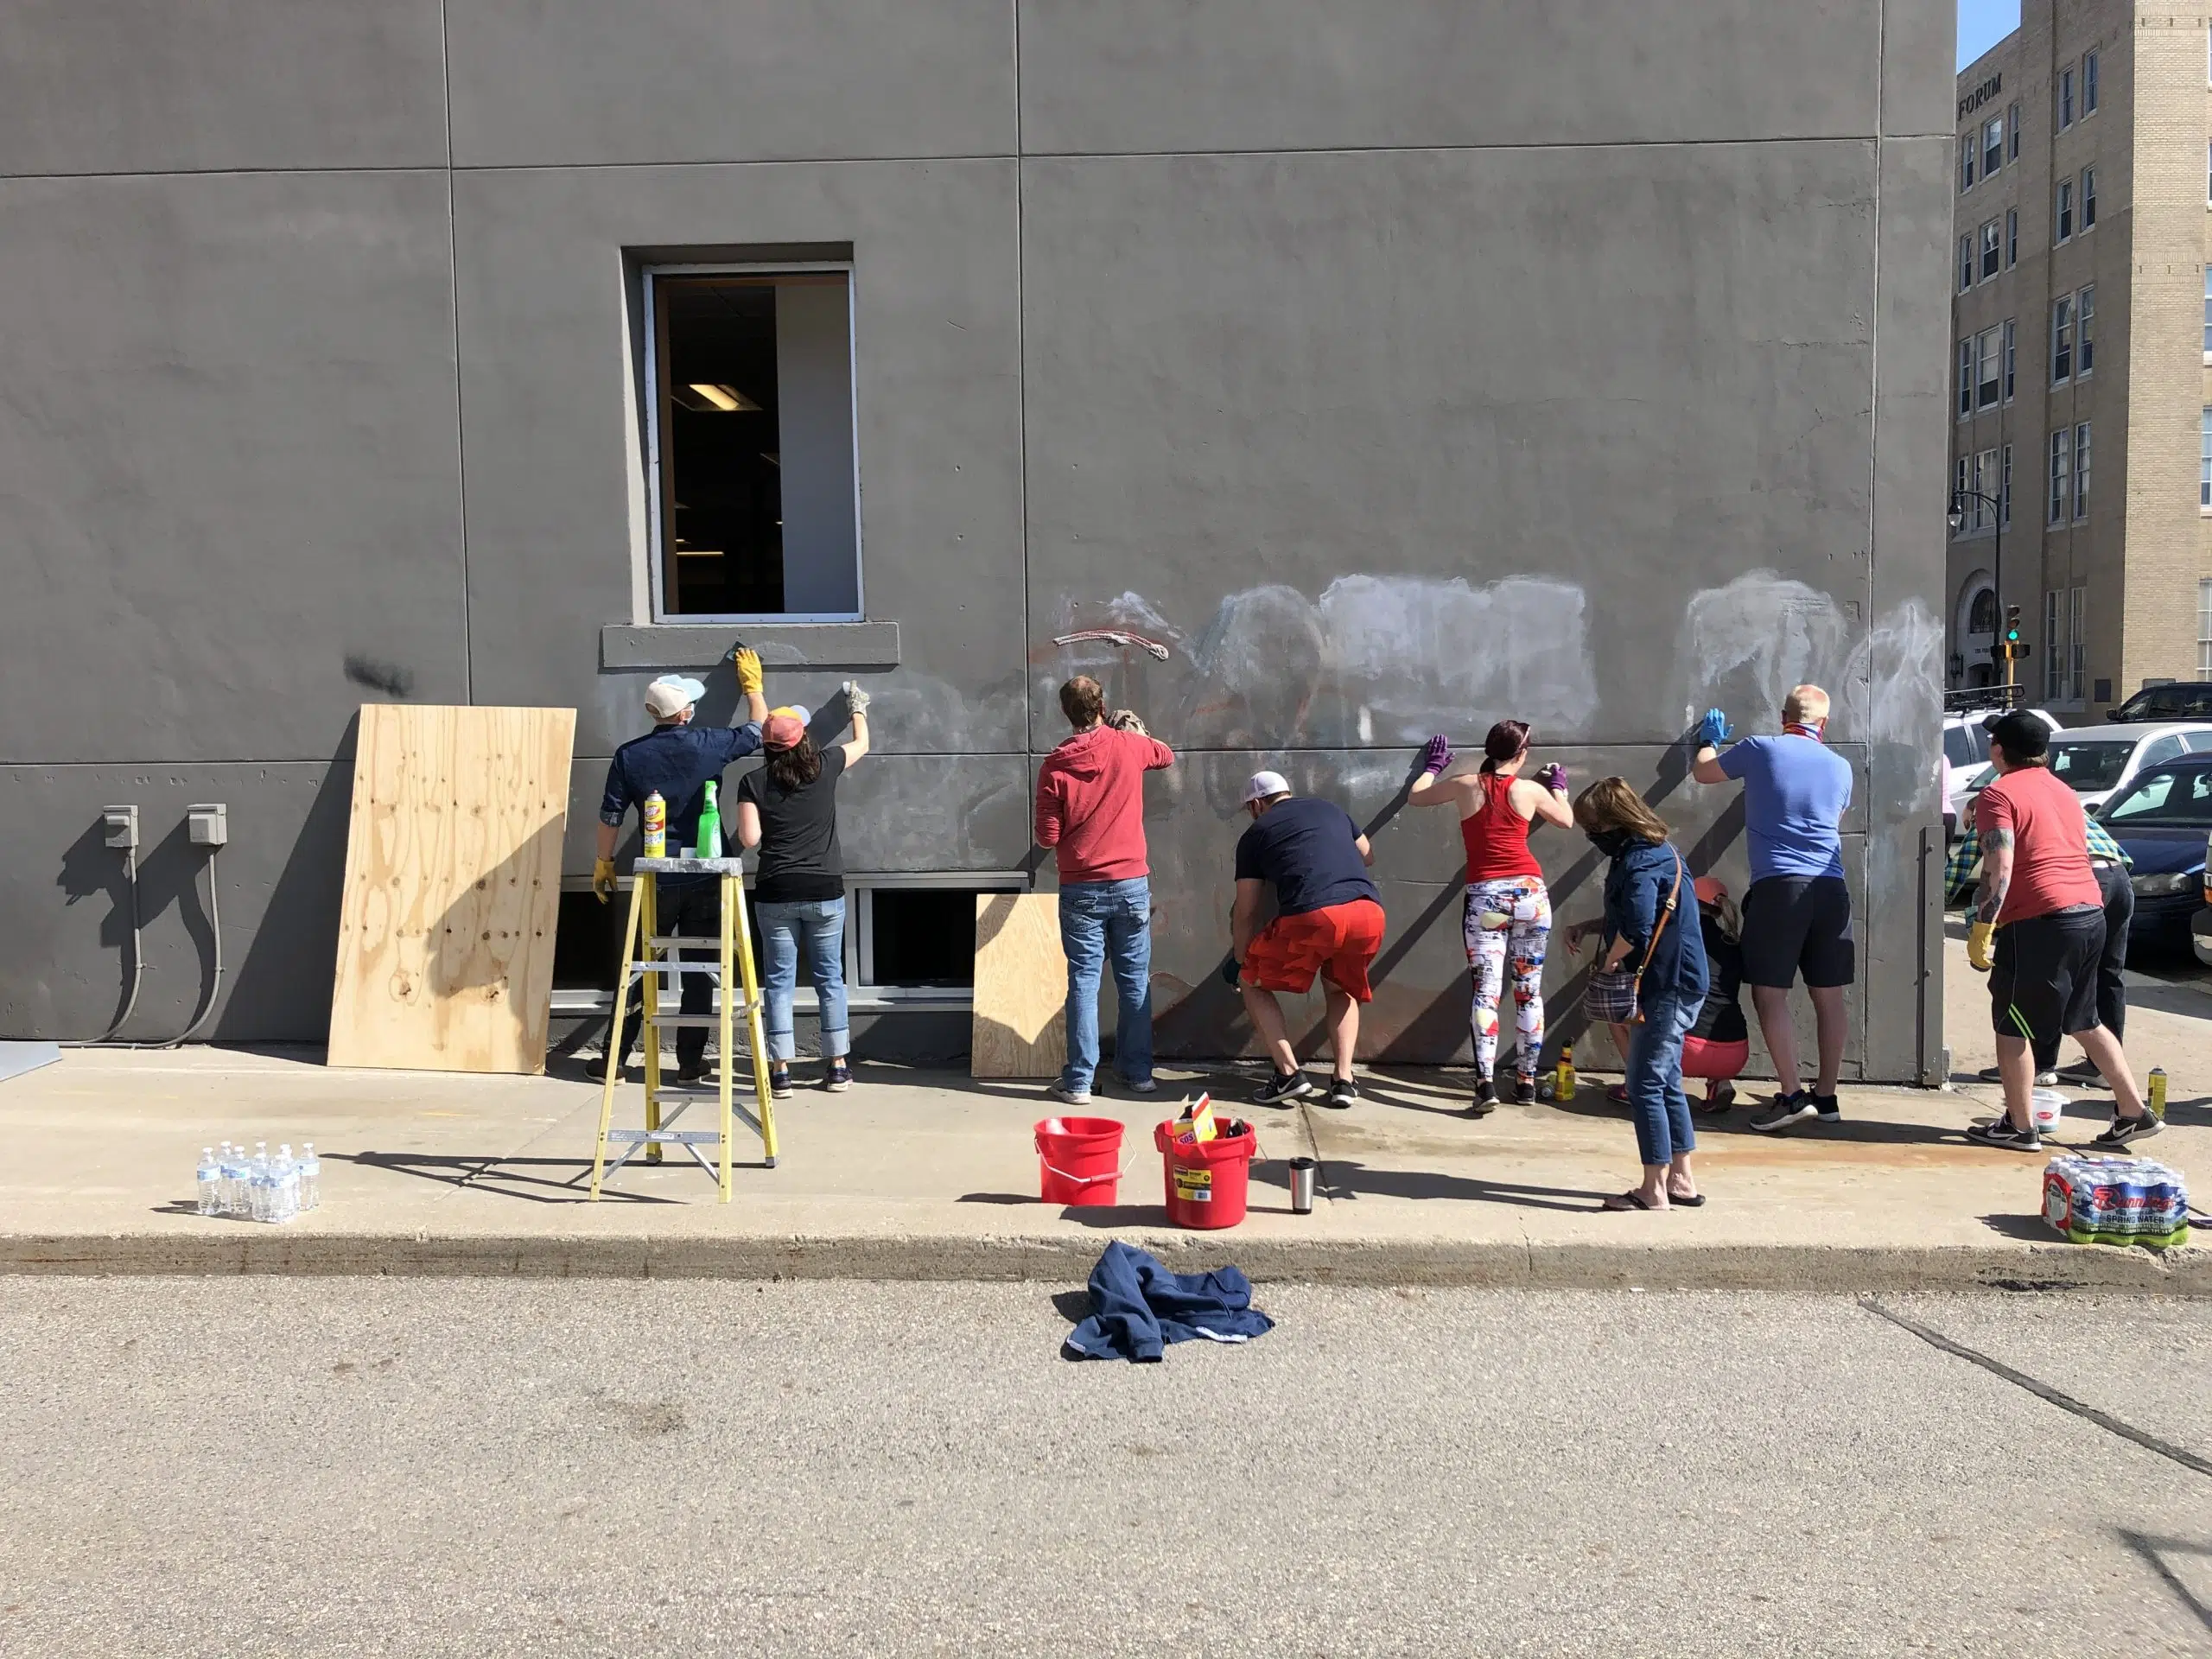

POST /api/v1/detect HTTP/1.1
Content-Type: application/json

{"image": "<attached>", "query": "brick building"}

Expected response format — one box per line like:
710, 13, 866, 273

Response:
1950, 3, 2212, 709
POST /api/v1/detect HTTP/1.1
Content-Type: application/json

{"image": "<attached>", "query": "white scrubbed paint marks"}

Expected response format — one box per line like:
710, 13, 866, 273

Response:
1676, 570, 1855, 730
1840, 596, 1943, 754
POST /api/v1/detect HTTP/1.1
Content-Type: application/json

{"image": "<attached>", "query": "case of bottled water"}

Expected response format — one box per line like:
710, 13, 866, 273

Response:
2041, 1155, 2189, 1249
195, 1139, 321, 1223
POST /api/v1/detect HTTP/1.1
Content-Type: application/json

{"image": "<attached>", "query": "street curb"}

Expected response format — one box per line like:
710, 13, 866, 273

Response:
2, 1232, 2205, 1294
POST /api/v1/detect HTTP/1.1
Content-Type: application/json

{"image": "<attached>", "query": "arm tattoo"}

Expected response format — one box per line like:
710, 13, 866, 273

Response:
1975, 826, 2013, 924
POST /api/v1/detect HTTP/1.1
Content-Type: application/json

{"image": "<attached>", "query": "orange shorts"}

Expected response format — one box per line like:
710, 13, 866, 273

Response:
1241, 899, 1387, 1002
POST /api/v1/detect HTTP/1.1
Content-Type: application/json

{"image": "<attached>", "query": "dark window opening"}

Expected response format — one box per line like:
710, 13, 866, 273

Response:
553, 891, 624, 992
650, 270, 857, 620
868, 889, 982, 988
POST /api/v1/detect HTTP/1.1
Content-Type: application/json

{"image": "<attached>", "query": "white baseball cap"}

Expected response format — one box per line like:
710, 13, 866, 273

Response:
645, 675, 706, 719
1243, 770, 1292, 805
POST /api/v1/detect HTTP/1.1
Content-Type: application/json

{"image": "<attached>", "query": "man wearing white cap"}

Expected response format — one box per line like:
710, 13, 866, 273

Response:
588, 644, 769, 1082
1230, 771, 1384, 1107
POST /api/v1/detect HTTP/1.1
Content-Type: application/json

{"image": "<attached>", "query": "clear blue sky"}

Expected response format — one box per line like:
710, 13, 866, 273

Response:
1958, 0, 2019, 69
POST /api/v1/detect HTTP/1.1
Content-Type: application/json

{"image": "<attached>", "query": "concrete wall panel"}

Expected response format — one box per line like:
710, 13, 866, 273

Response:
0, 171, 469, 765
451, 161, 1027, 759
1018, 0, 1880, 155
0, 0, 447, 176
446, 0, 1015, 168
1022, 144, 1880, 750
1883, 0, 1961, 137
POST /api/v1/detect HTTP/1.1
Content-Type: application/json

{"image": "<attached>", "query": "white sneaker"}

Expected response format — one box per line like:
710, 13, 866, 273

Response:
1049, 1083, 1092, 1107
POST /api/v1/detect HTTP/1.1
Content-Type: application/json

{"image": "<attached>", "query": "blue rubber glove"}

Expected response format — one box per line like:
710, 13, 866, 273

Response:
1420, 734, 1453, 776
1698, 708, 1734, 748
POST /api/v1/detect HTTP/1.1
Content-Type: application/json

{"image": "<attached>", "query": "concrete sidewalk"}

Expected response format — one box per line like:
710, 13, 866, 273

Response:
3, 930, 2202, 1291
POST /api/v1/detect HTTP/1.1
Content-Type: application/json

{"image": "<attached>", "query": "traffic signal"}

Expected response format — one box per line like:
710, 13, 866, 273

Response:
1999, 604, 2030, 660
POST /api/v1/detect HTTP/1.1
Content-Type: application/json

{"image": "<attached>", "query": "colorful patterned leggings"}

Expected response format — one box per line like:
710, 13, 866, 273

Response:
1465, 874, 1551, 1082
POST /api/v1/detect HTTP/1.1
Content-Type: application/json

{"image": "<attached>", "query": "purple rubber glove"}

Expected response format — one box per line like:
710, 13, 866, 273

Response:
1420, 734, 1453, 776
1538, 762, 1567, 793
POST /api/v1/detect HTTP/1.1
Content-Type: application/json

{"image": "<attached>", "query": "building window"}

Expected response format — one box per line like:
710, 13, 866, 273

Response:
2006, 208, 2018, 267
2059, 67, 2074, 129
2050, 296, 2074, 383
2201, 408, 2212, 507
2081, 166, 2097, 231
2001, 442, 2013, 524
1960, 134, 1976, 192
2075, 286, 2094, 376
2003, 318, 2017, 400
1958, 234, 1974, 293
2206, 141, 2211, 203
644, 264, 861, 621
1984, 115, 2005, 177
1959, 339, 1974, 418
1974, 448, 2000, 529
2044, 591, 2063, 700
1977, 325, 2003, 409
2074, 423, 2091, 519
2008, 100, 2021, 159
2055, 178, 2073, 242
2084, 50, 2099, 114
2201, 580, 2212, 677
2203, 270, 2212, 356
2049, 429, 2069, 524
1979, 218, 2001, 279
2069, 587, 2087, 701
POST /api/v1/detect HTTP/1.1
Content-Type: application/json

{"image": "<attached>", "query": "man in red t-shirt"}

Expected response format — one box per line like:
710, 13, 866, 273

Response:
1034, 677, 1176, 1104
1967, 713, 2159, 1150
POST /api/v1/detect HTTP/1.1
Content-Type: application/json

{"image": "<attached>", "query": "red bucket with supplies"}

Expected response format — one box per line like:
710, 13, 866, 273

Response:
1034, 1116, 1127, 1207
1154, 1114, 1257, 1230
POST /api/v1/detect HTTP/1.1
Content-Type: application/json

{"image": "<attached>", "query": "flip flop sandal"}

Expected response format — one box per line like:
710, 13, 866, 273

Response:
1666, 1190, 1707, 1208
1603, 1190, 1659, 1211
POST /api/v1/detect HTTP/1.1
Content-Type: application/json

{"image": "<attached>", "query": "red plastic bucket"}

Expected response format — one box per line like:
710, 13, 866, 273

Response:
1154, 1118, 1257, 1230
1034, 1116, 1126, 1207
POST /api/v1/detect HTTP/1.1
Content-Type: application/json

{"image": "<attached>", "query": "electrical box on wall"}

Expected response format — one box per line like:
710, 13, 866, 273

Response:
101, 804, 138, 851
187, 804, 228, 847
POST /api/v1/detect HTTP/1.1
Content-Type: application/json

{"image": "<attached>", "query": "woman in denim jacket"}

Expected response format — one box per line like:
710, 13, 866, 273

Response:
1567, 778, 1709, 1211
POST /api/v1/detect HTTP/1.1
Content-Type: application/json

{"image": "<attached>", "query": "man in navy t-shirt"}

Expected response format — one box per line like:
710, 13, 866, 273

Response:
1693, 683, 1854, 1132
1230, 772, 1385, 1109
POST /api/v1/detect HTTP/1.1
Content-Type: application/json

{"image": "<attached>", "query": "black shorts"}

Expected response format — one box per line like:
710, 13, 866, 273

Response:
1740, 876, 1855, 989
1990, 906, 2104, 1042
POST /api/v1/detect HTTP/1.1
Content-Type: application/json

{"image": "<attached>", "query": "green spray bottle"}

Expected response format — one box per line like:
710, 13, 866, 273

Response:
694, 780, 721, 861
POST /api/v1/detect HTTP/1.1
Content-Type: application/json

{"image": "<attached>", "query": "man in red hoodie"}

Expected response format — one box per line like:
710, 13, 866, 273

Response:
1035, 676, 1176, 1103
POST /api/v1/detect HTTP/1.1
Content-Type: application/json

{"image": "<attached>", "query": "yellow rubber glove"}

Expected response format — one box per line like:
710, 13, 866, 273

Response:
1967, 919, 1995, 973
592, 857, 618, 905
732, 646, 764, 696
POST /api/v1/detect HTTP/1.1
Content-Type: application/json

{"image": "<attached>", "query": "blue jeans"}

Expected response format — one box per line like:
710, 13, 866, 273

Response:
1625, 996, 1699, 1167
1058, 878, 1154, 1091
755, 897, 849, 1064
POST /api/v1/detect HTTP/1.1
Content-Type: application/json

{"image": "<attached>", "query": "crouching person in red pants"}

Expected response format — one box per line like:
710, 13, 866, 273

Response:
1595, 877, 1748, 1112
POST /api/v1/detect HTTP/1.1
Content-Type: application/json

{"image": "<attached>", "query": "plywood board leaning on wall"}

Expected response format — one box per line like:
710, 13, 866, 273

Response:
971, 893, 1067, 1078
328, 704, 576, 1074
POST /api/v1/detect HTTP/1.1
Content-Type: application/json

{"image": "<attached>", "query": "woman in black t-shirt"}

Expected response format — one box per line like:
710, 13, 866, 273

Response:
735, 690, 871, 1098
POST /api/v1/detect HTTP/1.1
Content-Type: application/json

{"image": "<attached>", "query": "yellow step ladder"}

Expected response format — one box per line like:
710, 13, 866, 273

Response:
591, 856, 779, 1201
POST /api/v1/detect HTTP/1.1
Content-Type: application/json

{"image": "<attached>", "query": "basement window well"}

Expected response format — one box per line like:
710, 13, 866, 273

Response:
645, 266, 860, 622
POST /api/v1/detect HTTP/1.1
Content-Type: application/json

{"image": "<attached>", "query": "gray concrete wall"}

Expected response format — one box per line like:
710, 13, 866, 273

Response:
0, 0, 1954, 1079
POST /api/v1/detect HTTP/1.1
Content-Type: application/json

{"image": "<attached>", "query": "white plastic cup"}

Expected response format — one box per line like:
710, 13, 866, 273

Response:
2031, 1088, 2065, 1135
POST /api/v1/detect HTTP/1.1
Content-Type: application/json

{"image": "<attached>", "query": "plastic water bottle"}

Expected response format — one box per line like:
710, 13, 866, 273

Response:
274, 1145, 299, 1224
298, 1143, 321, 1212
249, 1143, 272, 1223
197, 1148, 221, 1217
224, 1142, 248, 1216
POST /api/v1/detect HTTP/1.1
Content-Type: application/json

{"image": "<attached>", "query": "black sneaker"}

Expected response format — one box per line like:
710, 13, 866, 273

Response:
1255, 1069, 1313, 1107
1810, 1091, 1841, 1124
824, 1059, 852, 1093
2091, 1111, 2163, 1148
2055, 1061, 2107, 1089
1323, 1077, 1357, 1109
1964, 1116, 2042, 1152
1511, 1075, 1539, 1105
1977, 1065, 2059, 1087
1466, 1074, 1497, 1118
767, 1065, 792, 1100
1750, 1092, 1818, 1134
585, 1052, 622, 1084
676, 1057, 711, 1084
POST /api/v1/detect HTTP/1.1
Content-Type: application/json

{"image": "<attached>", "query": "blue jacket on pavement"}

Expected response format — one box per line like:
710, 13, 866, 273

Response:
1063, 1241, 1274, 1362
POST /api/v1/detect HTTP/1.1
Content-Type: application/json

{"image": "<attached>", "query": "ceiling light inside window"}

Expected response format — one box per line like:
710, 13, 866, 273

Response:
672, 383, 760, 413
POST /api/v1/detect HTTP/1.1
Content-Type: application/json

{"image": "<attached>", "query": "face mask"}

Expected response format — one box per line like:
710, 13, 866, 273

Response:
1586, 828, 1632, 858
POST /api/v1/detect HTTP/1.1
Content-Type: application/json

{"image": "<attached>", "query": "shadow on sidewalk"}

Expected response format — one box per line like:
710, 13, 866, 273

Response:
335, 1150, 680, 1205
1323, 1159, 1605, 1212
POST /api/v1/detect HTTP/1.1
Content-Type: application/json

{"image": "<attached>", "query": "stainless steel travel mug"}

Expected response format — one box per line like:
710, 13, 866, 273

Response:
1287, 1156, 1318, 1214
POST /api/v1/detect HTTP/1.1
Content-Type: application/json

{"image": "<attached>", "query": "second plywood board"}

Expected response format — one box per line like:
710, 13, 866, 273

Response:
970, 893, 1067, 1078
328, 704, 575, 1074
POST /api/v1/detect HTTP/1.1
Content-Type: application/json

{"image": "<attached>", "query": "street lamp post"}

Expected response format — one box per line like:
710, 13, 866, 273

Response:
1948, 488, 2005, 697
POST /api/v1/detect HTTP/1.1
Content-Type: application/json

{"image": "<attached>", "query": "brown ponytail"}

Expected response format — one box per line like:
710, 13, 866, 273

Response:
1478, 720, 1530, 774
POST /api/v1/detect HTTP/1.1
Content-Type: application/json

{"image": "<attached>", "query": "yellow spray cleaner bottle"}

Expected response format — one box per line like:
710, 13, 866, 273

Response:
642, 791, 667, 859
2148, 1066, 2167, 1120
1554, 1043, 1577, 1103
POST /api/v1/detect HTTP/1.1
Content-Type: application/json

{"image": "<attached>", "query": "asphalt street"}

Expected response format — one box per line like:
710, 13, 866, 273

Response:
0, 1281, 2206, 1657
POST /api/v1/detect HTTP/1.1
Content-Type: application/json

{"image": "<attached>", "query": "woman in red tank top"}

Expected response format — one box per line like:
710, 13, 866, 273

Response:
1409, 720, 1575, 1111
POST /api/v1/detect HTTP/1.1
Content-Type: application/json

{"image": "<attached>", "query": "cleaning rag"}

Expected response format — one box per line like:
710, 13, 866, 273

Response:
1062, 1240, 1274, 1362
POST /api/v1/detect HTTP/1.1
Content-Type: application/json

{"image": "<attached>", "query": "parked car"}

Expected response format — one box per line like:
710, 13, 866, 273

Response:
2106, 681, 2212, 722
2095, 757, 2212, 953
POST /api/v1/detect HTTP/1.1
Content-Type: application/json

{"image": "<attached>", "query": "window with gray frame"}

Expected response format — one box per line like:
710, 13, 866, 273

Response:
644, 265, 860, 621
2084, 50, 2098, 113
1980, 218, 2001, 279
2081, 166, 2097, 231
2055, 178, 2073, 241
1976, 325, 2003, 409
1983, 115, 2004, 177
2003, 318, 2017, 400
2059, 67, 2074, 128
1960, 133, 1976, 192
1958, 338, 1974, 416
2006, 208, 2018, 267
2050, 296, 2073, 383
2049, 429, 2069, 523
2074, 423, 2091, 520
2075, 286, 2094, 375
2009, 100, 2022, 159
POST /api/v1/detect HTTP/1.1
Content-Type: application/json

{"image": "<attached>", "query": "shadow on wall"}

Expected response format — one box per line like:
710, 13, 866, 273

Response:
55, 814, 221, 1042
